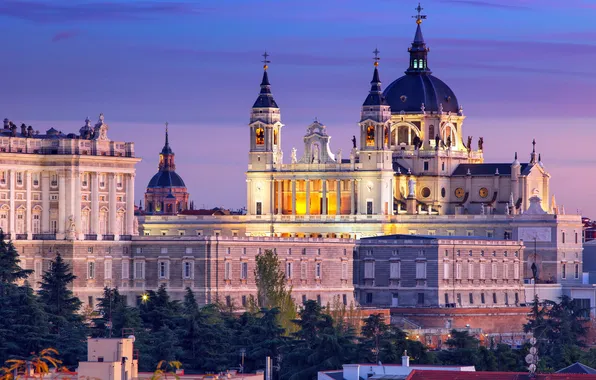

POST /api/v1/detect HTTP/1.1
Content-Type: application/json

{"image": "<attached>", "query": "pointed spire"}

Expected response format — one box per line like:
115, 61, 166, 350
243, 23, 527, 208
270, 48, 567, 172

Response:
161, 121, 172, 155
406, 3, 431, 74
253, 51, 278, 108
530, 139, 537, 164
363, 48, 388, 106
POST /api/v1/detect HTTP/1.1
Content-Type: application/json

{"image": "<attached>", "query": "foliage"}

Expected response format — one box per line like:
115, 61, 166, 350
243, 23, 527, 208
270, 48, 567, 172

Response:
151, 360, 182, 380
2, 348, 62, 379
0, 231, 33, 288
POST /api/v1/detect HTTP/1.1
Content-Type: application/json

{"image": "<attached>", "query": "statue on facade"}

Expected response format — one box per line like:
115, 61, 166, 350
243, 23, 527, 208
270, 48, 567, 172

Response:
412, 136, 421, 150
336, 148, 342, 164
66, 215, 76, 240
480, 203, 485, 215
439, 103, 444, 114
133, 216, 139, 235
312, 144, 320, 164
351, 135, 357, 149
466, 136, 472, 151
291, 147, 297, 164
407, 179, 416, 198
420, 103, 426, 114
478, 137, 484, 150
446, 135, 451, 148
435, 134, 440, 150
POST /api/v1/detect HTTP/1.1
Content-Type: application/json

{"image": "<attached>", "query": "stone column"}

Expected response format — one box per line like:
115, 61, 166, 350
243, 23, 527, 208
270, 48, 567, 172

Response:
246, 179, 252, 215
91, 172, 99, 235
126, 173, 135, 235
58, 171, 66, 235
109, 173, 117, 235
336, 179, 341, 215
269, 179, 274, 215
25, 171, 32, 238
322, 179, 327, 215
305, 179, 310, 215
8, 170, 15, 238
277, 179, 283, 215
74, 170, 82, 239
350, 179, 356, 215
291, 179, 296, 215
41, 171, 49, 233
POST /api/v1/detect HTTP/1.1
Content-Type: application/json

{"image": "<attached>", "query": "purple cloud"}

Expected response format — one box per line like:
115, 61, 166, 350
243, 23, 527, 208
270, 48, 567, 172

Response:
51, 29, 80, 42
0, 1, 207, 24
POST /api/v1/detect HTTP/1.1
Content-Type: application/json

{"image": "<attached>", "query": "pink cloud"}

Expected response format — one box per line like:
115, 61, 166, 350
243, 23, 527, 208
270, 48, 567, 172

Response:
51, 29, 80, 42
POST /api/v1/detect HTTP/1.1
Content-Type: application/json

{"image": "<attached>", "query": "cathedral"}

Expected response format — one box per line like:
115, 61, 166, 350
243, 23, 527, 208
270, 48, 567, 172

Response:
4, 8, 586, 311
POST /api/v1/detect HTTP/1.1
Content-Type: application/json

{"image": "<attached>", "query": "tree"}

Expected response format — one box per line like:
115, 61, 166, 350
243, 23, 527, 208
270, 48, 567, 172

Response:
0, 231, 32, 289
254, 249, 297, 333
359, 314, 389, 363
437, 330, 480, 366
38, 254, 87, 366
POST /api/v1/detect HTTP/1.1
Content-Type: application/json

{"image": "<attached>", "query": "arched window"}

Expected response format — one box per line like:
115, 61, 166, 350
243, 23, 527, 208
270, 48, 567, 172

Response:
255, 127, 264, 145
398, 126, 409, 145
384, 126, 389, 146
366, 125, 375, 146
273, 129, 278, 145
413, 60, 418, 69
428, 125, 435, 141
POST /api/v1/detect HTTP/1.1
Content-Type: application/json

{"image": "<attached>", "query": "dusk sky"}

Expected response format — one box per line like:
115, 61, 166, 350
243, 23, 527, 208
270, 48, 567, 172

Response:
1, 0, 595, 215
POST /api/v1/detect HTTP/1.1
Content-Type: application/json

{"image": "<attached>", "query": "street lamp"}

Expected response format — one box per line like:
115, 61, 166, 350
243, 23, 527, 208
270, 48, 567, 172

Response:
141, 293, 149, 303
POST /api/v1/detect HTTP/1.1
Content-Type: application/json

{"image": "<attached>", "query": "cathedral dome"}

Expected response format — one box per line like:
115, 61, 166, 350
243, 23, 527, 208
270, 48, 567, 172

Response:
384, 7, 460, 115
384, 74, 459, 114
147, 170, 186, 189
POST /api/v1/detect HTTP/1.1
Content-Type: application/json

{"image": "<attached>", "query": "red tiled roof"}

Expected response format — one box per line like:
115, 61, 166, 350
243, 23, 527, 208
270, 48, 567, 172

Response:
405, 370, 596, 380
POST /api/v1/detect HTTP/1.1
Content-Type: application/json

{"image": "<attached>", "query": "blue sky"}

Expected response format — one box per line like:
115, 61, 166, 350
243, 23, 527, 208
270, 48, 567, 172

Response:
0, 0, 595, 215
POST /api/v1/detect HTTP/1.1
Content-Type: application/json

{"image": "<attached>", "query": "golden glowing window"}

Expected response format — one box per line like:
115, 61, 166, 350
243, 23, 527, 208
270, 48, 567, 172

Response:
273, 129, 278, 145
255, 127, 264, 145
366, 125, 375, 146
384, 126, 389, 146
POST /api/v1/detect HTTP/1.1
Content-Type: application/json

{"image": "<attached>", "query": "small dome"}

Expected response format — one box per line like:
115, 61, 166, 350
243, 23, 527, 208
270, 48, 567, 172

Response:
383, 74, 459, 114
147, 171, 186, 189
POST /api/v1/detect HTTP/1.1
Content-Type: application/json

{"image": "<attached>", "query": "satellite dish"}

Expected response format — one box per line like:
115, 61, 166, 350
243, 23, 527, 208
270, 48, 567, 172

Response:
128, 335, 136, 342
529, 347, 537, 355
529, 337, 537, 345
529, 364, 537, 372
525, 354, 535, 364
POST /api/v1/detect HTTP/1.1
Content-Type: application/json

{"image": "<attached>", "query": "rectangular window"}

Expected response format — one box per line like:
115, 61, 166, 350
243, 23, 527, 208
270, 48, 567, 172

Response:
486, 231, 494, 238
481, 293, 485, 304
184, 262, 192, 279
469, 293, 474, 304
301, 262, 307, 279
316, 295, 321, 305
575, 264, 580, 279
224, 261, 232, 280
104, 261, 112, 280
16, 172, 22, 185
315, 262, 321, 279
226, 296, 231, 307
491, 262, 498, 280
457, 293, 462, 306
575, 232, 579, 244
134, 261, 145, 280
256, 202, 262, 215
366, 201, 373, 215
364, 261, 375, 279
286, 262, 293, 279
185, 247, 193, 254
302, 295, 307, 304
504, 231, 512, 240
468, 262, 474, 280
562, 263, 567, 279
514, 263, 520, 280
444, 293, 449, 305
416, 262, 427, 279
505, 293, 509, 305
242, 295, 247, 307
158, 261, 168, 279
466, 230, 474, 237
366, 293, 373, 304
515, 293, 519, 305
160, 247, 168, 254
503, 262, 509, 279
35, 261, 42, 279
390, 261, 400, 279
443, 262, 450, 279
241, 262, 248, 280
493, 292, 497, 304
417, 293, 424, 305
343, 294, 347, 306
455, 262, 462, 280
562, 232, 566, 244
122, 260, 129, 280
423, 161, 429, 171
480, 262, 486, 279
87, 262, 95, 279
341, 262, 348, 280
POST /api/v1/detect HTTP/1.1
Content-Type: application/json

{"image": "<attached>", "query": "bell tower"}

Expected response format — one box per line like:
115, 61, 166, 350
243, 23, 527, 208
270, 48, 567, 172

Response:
248, 52, 283, 171
359, 49, 392, 171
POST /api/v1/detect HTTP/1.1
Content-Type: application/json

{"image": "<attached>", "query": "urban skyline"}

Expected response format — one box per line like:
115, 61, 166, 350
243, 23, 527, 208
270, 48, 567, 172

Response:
0, 0, 594, 214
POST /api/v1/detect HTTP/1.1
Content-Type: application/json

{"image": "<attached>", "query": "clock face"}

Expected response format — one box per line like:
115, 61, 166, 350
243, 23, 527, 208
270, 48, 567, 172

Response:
479, 187, 489, 198
455, 188, 465, 198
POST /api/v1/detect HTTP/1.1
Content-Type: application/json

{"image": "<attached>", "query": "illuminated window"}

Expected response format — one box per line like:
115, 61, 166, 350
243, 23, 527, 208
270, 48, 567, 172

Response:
366, 125, 375, 146
255, 127, 264, 145
413, 59, 418, 69
273, 129, 278, 145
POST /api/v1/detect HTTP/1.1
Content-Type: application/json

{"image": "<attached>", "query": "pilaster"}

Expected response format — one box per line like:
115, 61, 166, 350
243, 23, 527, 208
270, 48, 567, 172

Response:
25, 170, 31, 238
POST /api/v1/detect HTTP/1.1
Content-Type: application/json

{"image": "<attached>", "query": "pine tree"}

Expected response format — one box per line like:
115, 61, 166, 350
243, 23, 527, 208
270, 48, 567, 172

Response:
38, 253, 87, 366
0, 231, 33, 289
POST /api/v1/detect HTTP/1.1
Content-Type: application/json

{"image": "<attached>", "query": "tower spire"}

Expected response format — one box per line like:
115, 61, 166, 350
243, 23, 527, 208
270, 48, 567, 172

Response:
253, 51, 278, 108
161, 121, 172, 155
363, 48, 388, 106
530, 139, 537, 164
406, 3, 431, 74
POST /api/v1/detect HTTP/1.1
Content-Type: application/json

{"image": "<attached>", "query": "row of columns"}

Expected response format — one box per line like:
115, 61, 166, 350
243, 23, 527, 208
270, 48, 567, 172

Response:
274, 178, 359, 216
2, 169, 135, 239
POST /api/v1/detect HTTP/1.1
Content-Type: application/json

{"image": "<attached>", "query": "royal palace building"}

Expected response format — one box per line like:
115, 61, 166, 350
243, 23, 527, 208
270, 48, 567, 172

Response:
8, 11, 585, 310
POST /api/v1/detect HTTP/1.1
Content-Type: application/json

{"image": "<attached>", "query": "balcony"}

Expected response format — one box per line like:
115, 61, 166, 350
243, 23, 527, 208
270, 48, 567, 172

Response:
15, 234, 27, 240
103, 234, 115, 241
32, 233, 56, 240
120, 235, 132, 241
84, 234, 98, 241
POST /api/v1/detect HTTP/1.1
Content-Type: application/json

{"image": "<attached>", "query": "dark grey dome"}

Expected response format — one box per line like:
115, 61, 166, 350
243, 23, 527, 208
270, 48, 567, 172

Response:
383, 74, 459, 114
147, 171, 186, 188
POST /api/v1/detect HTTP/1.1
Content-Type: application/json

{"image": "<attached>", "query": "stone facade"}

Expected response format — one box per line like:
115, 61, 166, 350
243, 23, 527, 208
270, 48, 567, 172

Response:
355, 235, 526, 308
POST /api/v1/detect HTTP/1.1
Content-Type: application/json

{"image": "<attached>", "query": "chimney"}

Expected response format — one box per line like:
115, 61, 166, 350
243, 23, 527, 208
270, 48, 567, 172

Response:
401, 350, 409, 367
